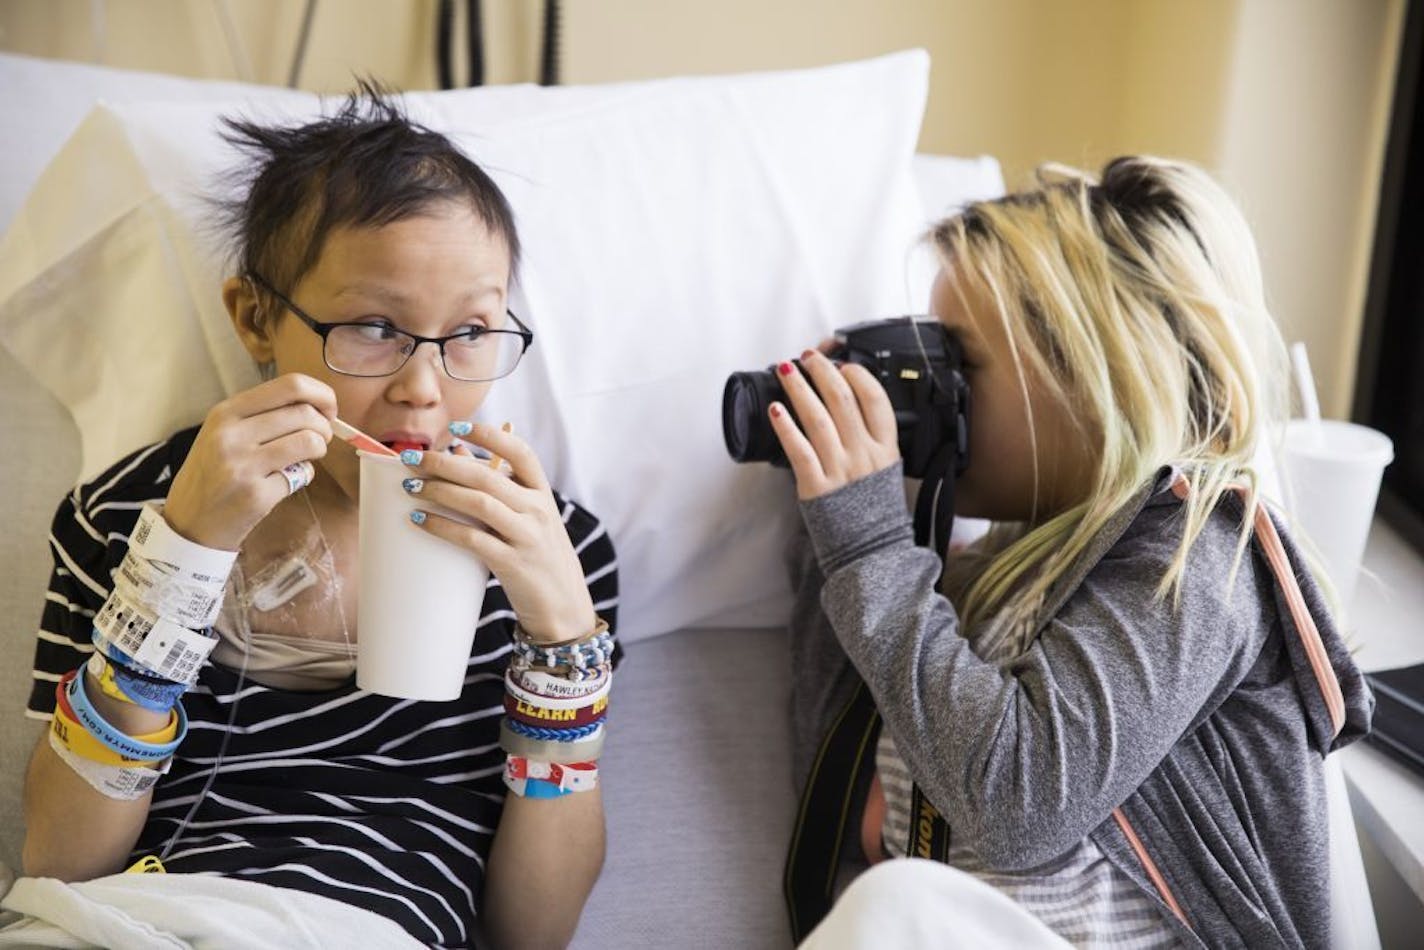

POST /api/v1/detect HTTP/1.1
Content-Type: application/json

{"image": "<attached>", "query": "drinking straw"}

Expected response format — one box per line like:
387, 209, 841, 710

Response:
1289, 342, 1325, 449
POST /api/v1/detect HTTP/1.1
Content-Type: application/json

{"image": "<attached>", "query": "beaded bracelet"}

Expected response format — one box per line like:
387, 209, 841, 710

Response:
510, 631, 615, 675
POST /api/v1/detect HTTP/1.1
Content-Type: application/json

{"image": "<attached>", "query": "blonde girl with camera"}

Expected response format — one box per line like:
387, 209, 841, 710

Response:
777, 156, 1372, 948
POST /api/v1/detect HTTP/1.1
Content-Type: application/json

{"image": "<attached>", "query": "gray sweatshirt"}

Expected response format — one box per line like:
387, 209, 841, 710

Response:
788, 464, 1373, 949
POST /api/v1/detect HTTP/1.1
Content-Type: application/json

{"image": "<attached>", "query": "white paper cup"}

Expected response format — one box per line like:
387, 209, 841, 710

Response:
356, 452, 490, 701
1279, 419, 1394, 606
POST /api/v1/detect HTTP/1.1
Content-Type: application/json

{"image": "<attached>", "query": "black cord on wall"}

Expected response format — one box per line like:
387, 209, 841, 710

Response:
540, 0, 561, 86
436, 0, 455, 89
466, 0, 485, 86
435, 0, 559, 89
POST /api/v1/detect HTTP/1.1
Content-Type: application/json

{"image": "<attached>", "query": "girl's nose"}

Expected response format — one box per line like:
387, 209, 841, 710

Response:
386, 341, 444, 407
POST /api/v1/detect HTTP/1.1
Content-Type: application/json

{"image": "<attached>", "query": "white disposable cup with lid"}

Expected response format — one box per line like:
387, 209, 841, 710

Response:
1279, 419, 1394, 607
356, 451, 490, 701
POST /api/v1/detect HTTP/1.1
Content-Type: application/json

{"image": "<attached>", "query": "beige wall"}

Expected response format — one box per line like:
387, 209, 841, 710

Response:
0, 0, 1403, 415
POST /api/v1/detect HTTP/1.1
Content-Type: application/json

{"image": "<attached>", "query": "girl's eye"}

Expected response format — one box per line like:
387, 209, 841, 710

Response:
350, 321, 401, 342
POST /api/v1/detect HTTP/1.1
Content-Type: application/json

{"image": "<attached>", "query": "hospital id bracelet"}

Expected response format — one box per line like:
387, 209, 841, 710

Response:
93, 586, 217, 684
87, 652, 187, 713
63, 666, 187, 761
503, 755, 598, 798
117, 503, 236, 628
48, 728, 170, 801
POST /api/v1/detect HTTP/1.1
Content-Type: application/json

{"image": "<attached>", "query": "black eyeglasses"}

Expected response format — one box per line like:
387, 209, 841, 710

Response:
247, 273, 534, 382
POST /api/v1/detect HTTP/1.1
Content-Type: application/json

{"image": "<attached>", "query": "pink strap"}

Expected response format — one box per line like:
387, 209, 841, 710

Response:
1113, 808, 1189, 926
1169, 475, 1346, 735
1114, 474, 1349, 929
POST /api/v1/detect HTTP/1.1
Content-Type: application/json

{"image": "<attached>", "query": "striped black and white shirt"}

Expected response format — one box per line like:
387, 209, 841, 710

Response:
28, 427, 620, 947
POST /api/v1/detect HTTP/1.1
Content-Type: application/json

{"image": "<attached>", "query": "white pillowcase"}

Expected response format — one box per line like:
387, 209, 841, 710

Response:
0, 51, 978, 641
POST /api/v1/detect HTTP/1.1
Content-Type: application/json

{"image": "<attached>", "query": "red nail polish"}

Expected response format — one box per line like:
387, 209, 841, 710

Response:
802, 349, 817, 361
777, 361, 794, 376
770, 403, 783, 418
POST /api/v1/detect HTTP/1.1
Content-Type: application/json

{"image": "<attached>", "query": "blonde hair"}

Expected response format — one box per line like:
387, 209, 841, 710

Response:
932, 156, 1291, 654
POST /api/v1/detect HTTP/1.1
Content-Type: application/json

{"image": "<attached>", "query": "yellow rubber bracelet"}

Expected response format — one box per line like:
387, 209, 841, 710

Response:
91, 654, 139, 706
51, 693, 177, 767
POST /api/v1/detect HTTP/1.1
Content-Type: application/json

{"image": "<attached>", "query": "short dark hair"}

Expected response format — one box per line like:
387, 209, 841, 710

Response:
218, 79, 519, 303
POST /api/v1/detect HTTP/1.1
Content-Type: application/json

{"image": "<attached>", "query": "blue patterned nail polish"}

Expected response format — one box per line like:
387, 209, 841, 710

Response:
400, 449, 423, 465
409, 510, 427, 525
448, 420, 473, 436
401, 477, 424, 494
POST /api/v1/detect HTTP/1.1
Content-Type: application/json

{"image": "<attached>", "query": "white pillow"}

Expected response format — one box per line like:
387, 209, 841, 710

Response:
0, 52, 938, 641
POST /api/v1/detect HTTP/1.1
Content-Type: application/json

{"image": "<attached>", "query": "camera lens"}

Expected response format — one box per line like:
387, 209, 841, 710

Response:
722, 370, 789, 464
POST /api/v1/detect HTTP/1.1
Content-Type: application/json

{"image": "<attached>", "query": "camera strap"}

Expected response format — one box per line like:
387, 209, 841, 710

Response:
913, 445, 957, 555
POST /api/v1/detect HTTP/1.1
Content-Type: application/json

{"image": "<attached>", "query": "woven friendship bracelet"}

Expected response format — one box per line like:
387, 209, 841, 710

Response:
503, 717, 604, 743
499, 718, 605, 763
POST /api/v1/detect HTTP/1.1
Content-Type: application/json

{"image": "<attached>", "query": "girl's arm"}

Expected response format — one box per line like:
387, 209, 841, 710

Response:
22, 692, 170, 879
22, 375, 337, 880
482, 790, 606, 948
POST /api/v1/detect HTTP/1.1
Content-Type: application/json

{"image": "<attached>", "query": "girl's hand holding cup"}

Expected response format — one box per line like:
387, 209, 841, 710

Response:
401, 421, 597, 644
164, 373, 337, 551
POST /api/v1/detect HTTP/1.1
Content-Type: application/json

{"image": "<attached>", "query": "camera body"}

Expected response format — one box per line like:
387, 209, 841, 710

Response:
721, 317, 971, 481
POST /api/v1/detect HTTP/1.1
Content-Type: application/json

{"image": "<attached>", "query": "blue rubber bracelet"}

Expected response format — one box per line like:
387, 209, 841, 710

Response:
110, 660, 188, 713
503, 717, 604, 743
65, 666, 187, 761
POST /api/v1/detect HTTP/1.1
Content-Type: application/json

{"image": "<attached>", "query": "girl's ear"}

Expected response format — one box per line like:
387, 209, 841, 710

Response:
224, 275, 276, 364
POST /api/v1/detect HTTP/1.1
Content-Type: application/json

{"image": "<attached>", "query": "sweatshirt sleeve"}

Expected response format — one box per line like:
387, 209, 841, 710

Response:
801, 462, 1269, 870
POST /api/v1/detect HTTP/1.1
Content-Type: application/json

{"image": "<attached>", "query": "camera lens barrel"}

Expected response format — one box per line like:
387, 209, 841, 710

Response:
721, 369, 790, 465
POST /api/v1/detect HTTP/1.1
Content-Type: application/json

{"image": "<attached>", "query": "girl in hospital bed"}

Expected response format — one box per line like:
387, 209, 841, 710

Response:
778, 157, 1372, 948
18, 87, 616, 948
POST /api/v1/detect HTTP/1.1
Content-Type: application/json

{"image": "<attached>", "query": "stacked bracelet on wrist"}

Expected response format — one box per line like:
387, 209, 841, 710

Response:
51, 503, 235, 800
501, 616, 614, 794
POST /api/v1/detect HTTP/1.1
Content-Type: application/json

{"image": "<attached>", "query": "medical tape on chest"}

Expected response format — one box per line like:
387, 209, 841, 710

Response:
94, 589, 217, 684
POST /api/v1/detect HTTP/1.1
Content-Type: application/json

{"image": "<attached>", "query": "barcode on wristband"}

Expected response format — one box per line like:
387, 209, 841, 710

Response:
131, 623, 215, 683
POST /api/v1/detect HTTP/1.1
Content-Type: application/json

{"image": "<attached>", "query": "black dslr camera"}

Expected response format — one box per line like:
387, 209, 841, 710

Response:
721, 317, 971, 549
